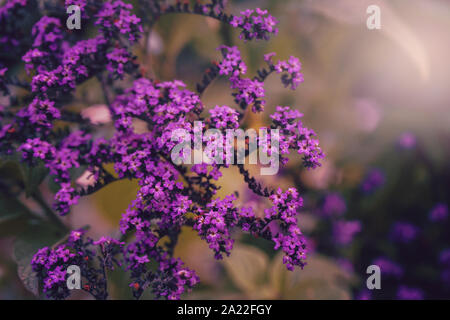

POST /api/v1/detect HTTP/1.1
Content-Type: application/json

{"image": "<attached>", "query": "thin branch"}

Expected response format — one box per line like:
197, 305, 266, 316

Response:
32, 190, 68, 232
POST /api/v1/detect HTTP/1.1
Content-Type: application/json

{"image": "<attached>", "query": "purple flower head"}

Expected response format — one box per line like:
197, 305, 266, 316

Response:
356, 289, 372, 300
439, 249, 450, 266
30, 232, 122, 299
397, 286, 424, 300
429, 203, 448, 222
332, 220, 361, 246
95, 1, 143, 43
361, 168, 385, 194
391, 222, 418, 243
397, 132, 416, 150
372, 257, 403, 278
230, 8, 279, 41
208, 105, 240, 129
441, 269, 450, 285
321, 192, 346, 217
270, 106, 324, 168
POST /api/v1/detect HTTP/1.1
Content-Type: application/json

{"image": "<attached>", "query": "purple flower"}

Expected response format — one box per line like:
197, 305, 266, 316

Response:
356, 289, 372, 300
397, 286, 424, 300
391, 222, 418, 243
361, 168, 385, 194
321, 193, 347, 216
106, 47, 135, 79
333, 220, 361, 246
230, 8, 279, 42
208, 105, 240, 129
270, 106, 324, 168
372, 257, 403, 278
397, 132, 416, 150
429, 203, 448, 222
439, 249, 450, 266
95, 1, 143, 43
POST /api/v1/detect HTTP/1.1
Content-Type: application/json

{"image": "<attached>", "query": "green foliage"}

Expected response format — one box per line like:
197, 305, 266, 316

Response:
222, 244, 355, 299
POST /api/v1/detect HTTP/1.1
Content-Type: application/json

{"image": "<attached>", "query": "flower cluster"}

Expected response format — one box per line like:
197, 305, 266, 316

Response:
194, 195, 239, 260
360, 168, 386, 194
0, 0, 36, 61
332, 220, 362, 246
429, 203, 448, 222
440, 249, 450, 285
390, 222, 418, 244
270, 106, 324, 168
372, 257, 403, 278
264, 53, 304, 90
265, 188, 307, 270
308, 135, 450, 300
208, 105, 240, 129
396, 286, 423, 300
320, 192, 347, 216
230, 8, 279, 41
1, 0, 324, 299
95, 0, 143, 43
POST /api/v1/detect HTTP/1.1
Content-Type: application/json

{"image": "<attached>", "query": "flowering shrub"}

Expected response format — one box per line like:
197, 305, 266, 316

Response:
0, 0, 324, 299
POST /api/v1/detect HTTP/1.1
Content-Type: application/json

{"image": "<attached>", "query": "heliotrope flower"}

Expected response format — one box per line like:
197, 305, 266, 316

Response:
1, 0, 325, 300
391, 222, 418, 243
429, 203, 448, 222
333, 220, 362, 246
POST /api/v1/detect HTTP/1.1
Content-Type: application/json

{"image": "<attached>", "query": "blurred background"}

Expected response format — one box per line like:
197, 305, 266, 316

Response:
1, 0, 449, 299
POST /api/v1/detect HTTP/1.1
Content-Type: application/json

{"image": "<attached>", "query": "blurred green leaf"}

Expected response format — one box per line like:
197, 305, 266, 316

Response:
0, 158, 24, 185
0, 193, 30, 224
270, 253, 355, 299
223, 243, 355, 299
0, 190, 35, 238
20, 163, 49, 198
222, 244, 271, 297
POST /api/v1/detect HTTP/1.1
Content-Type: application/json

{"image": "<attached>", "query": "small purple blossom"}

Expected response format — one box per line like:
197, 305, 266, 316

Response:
397, 132, 416, 150
361, 168, 385, 194
439, 249, 450, 266
332, 220, 361, 246
270, 106, 324, 168
391, 222, 418, 243
230, 8, 279, 42
321, 192, 347, 216
397, 286, 424, 300
372, 257, 403, 278
429, 203, 448, 222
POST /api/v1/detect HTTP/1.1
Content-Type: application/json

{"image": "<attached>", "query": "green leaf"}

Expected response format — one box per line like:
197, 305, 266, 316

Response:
0, 158, 24, 185
0, 191, 35, 239
0, 193, 30, 224
222, 244, 272, 297
269, 253, 355, 299
13, 222, 66, 296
